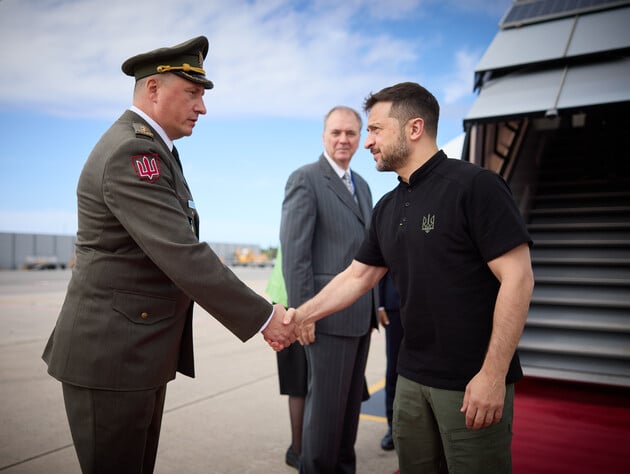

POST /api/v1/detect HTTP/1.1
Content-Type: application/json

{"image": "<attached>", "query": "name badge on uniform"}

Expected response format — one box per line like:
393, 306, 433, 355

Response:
187, 200, 197, 235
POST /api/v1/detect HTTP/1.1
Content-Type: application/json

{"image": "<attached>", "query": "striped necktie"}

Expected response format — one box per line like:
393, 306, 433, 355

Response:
342, 171, 358, 203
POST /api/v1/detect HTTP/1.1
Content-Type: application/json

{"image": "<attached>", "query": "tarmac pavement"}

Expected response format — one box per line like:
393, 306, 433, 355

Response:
0, 268, 398, 473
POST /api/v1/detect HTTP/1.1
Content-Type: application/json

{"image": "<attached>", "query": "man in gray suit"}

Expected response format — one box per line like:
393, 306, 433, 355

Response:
280, 106, 377, 473
42, 36, 294, 474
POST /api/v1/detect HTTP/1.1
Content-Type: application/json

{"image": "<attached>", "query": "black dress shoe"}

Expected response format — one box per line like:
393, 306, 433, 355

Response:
285, 445, 300, 469
381, 430, 395, 451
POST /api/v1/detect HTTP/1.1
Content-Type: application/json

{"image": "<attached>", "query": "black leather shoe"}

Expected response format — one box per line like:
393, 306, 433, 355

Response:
381, 430, 395, 451
285, 445, 300, 470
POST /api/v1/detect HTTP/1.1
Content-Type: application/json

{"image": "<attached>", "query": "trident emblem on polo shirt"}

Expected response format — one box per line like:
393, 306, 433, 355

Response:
421, 214, 435, 234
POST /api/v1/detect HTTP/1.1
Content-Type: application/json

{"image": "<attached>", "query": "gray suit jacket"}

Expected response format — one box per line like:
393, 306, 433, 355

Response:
42, 110, 271, 391
280, 155, 377, 336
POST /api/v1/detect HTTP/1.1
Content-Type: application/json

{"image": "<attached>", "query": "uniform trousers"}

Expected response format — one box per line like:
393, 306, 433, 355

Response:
62, 382, 167, 474
300, 332, 371, 474
393, 376, 514, 474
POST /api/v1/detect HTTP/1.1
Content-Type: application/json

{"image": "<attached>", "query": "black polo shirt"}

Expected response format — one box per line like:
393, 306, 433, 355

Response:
356, 151, 531, 390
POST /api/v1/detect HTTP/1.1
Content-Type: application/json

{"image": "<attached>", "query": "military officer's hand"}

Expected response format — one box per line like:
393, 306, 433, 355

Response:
262, 304, 297, 351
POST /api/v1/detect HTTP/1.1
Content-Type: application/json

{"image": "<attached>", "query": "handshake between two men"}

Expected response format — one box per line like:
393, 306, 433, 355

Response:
261, 304, 316, 351
260, 261, 387, 351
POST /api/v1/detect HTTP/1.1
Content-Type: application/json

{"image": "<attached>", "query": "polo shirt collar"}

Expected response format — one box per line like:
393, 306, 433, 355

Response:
399, 150, 447, 187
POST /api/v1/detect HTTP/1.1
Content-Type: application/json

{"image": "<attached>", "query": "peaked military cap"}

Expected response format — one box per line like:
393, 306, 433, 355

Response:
122, 36, 214, 89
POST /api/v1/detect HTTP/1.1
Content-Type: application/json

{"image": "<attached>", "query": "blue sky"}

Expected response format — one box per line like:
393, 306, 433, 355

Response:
0, 0, 511, 247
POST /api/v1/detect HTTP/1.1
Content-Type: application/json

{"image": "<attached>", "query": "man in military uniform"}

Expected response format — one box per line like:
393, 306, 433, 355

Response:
42, 36, 295, 474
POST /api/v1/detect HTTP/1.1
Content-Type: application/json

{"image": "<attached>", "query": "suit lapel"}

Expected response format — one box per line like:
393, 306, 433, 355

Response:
318, 155, 365, 224
354, 178, 371, 224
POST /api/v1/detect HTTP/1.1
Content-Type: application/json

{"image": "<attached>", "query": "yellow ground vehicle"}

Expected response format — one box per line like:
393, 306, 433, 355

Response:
233, 247, 273, 267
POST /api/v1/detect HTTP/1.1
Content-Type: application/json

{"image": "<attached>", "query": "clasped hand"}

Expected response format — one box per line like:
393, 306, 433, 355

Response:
261, 304, 297, 351
261, 305, 315, 351
284, 308, 315, 346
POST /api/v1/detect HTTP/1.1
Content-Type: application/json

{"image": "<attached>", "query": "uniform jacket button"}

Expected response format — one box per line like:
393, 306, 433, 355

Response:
140, 312, 149, 319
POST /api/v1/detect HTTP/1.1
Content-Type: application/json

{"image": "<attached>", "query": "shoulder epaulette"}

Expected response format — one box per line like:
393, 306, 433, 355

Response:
132, 122, 155, 139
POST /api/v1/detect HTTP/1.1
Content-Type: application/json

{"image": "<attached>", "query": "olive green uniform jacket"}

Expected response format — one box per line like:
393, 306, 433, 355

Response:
43, 110, 271, 390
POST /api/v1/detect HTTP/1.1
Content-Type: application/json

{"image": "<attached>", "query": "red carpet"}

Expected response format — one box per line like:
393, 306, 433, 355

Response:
512, 377, 630, 474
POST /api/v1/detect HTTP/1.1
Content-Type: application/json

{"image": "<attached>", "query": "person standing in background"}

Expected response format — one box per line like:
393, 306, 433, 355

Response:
266, 247, 305, 469
280, 106, 377, 473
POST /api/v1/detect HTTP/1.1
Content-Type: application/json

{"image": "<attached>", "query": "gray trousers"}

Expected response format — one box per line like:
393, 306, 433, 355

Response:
300, 332, 371, 474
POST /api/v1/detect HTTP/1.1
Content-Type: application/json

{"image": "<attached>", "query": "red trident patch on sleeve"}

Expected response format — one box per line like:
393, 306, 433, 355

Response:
131, 154, 161, 182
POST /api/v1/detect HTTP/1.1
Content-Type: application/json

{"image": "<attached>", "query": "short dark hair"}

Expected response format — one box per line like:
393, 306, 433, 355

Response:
363, 82, 440, 138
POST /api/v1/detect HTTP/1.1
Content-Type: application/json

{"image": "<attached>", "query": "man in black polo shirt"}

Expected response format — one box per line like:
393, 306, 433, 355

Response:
288, 82, 534, 474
